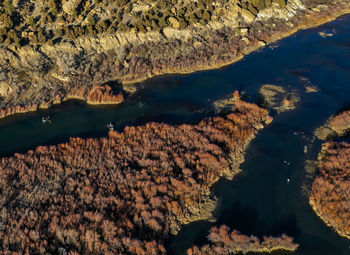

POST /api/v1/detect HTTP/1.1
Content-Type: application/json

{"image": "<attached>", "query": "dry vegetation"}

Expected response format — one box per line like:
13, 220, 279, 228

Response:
1, 0, 345, 119
331, 110, 350, 136
0, 100, 272, 254
0, 0, 287, 48
187, 225, 299, 254
314, 109, 350, 140
310, 140, 350, 239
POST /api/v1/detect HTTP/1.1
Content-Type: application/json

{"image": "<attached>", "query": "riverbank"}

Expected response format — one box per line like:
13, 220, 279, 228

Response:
0, 0, 350, 119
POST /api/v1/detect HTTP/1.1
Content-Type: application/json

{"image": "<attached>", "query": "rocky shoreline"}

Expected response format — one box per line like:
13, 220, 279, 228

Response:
0, 0, 349, 119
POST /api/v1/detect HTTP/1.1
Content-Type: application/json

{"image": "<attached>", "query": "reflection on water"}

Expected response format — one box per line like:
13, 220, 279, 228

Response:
1, 14, 350, 255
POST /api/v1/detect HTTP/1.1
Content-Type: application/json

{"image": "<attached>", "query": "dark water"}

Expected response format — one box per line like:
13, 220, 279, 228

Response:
1, 15, 350, 255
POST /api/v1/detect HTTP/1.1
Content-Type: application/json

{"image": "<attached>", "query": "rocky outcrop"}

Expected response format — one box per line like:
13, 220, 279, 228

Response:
187, 225, 299, 254
62, 0, 82, 15
0, 100, 272, 254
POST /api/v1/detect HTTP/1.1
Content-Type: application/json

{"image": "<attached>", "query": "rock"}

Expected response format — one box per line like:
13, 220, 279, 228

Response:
193, 41, 202, 48
240, 28, 249, 35
257, 40, 266, 47
305, 85, 319, 93
319, 32, 334, 38
0, 82, 10, 96
241, 9, 256, 23
227, 4, 241, 20
257, 0, 305, 20
168, 17, 180, 29
123, 60, 129, 68
241, 37, 250, 44
12, 0, 19, 7
273, 0, 287, 8
62, 0, 82, 15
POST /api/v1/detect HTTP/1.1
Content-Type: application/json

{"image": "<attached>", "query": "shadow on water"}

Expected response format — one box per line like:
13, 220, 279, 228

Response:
0, 13, 350, 255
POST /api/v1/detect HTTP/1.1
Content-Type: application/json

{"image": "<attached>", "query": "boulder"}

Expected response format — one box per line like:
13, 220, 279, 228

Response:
62, 0, 82, 15
241, 9, 256, 23
168, 17, 180, 29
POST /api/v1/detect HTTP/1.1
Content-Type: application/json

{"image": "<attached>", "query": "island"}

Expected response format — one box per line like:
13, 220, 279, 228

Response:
187, 225, 299, 254
0, 100, 277, 254
310, 109, 350, 239
0, 0, 349, 118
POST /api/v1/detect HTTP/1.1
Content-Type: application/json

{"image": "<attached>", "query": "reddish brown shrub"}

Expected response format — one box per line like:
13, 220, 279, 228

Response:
331, 110, 350, 135
87, 85, 124, 105
187, 225, 299, 254
0, 100, 271, 254
310, 140, 350, 239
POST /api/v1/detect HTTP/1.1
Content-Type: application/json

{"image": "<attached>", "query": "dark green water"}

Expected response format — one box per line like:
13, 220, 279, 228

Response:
1, 15, 350, 255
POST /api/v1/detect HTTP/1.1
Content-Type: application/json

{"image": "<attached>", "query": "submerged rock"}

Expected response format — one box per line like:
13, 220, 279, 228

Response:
259, 84, 300, 113
299, 76, 320, 93
319, 31, 334, 38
